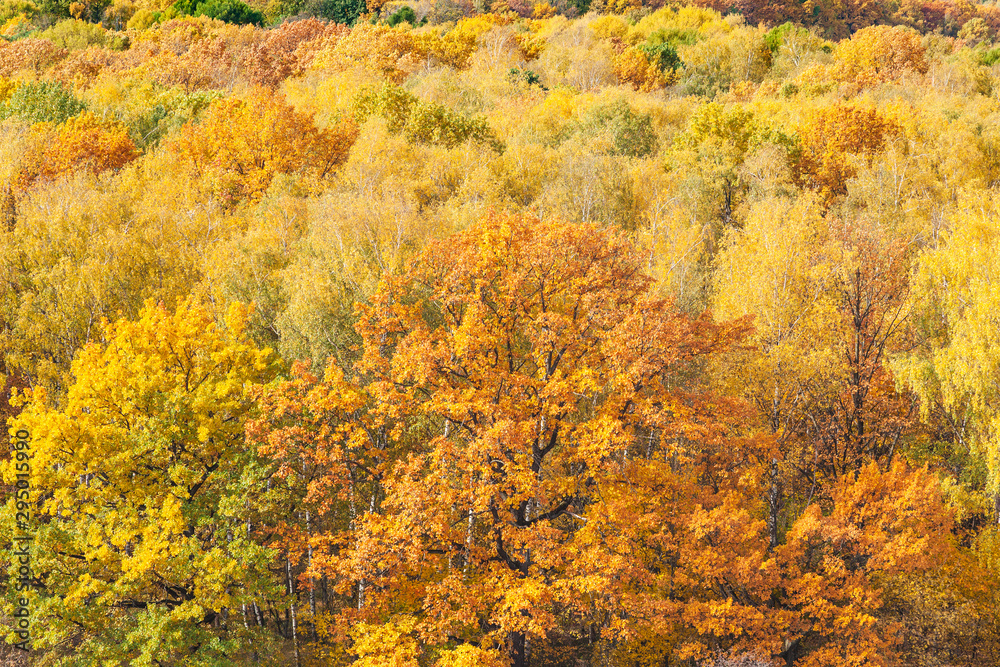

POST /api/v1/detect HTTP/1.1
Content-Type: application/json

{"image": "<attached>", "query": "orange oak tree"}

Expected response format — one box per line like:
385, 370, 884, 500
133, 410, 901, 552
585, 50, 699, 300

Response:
252, 212, 753, 665
248, 213, 960, 667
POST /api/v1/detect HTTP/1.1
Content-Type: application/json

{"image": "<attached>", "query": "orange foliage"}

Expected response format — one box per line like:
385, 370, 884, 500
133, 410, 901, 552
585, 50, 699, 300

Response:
290, 212, 752, 663
835, 24, 928, 85
143, 32, 251, 91
52, 46, 120, 87
671, 460, 954, 664
247, 213, 959, 666
241, 18, 334, 88
245, 359, 382, 582
14, 112, 139, 192
0, 39, 67, 77
979, 4, 1000, 35
165, 87, 358, 205
2, 112, 137, 228
289, 22, 351, 70
794, 103, 901, 203
612, 47, 671, 92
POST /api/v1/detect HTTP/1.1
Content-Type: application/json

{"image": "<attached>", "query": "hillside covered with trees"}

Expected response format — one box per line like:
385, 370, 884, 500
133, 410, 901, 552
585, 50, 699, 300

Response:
2, 0, 1000, 664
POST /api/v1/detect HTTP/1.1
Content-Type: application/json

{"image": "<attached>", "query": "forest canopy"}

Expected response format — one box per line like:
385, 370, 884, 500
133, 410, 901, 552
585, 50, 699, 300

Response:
1, 0, 1000, 665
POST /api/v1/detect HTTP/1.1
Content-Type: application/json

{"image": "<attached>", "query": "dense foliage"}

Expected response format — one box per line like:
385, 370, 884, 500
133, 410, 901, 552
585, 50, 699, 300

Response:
1, 0, 1000, 665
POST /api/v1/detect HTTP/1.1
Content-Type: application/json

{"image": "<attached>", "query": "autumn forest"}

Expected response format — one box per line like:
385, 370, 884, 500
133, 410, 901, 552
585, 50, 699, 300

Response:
0, 0, 998, 664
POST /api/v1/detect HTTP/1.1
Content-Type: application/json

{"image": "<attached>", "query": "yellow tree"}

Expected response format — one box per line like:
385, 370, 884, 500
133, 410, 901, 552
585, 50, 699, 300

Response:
712, 195, 841, 544
714, 200, 920, 515
891, 202, 1000, 662
0, 299, 282, 664
897, 204, 1000, 495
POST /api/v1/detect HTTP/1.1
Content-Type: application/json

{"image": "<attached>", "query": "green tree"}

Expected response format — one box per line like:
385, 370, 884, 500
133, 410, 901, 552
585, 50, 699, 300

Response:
301, 0, 366, 24
671, 101, 778, 235
0, 81, 84, 125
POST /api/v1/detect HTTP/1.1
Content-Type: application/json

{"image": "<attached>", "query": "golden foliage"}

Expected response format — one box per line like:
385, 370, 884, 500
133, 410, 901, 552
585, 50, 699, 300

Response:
1, 299, 279, 661
0, 37, 66, 76
612, 47, 671, 92
165, 87, 358, 205
794, 102, 901, 203
0, 5, 997, 666
835, 24, 928, 85
12, 112, 138, 196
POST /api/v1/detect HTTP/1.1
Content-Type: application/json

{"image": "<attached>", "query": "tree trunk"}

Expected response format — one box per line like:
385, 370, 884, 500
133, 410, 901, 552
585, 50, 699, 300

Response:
287, 557, 301, 667
767, 458, 781, 550
509, 630, 527, 667
306, 510, 317, 640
